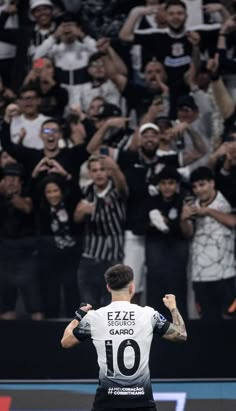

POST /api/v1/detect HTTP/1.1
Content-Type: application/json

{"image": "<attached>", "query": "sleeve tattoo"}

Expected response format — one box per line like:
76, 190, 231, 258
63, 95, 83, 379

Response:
164, 308, 187, 342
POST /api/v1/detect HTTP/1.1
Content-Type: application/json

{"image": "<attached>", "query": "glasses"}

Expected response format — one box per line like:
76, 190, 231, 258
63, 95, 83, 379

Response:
90, 60, 104, 67
42, 128, 60, 134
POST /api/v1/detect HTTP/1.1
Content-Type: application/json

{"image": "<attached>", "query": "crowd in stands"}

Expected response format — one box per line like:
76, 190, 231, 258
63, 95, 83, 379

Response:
0, 0, 236, 322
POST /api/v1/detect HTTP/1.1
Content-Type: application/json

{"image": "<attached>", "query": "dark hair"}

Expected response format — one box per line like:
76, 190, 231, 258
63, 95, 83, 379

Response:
190, 166, 215, 184
39, 173, 66, 200
157, 166, 181, 182
41, 118, 61, 129
19, 84, 40, 97
104, 264, 134, 290
165, 0, 187, 10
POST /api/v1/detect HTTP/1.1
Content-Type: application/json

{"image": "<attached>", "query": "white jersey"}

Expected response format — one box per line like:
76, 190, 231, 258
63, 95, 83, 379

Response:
191, 191, 235, 282
73, 301, 169, 409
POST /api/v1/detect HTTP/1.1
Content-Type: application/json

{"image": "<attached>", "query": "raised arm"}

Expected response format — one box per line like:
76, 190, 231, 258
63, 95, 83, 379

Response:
86, 117, 129, 153
96, 38, 128, 92
0, 121, 31, 164
161, 294, 187, 342
183, 125, 208, 165
101, 155, 129, 197
61, 304, 92, 348
119, 5, 158, 42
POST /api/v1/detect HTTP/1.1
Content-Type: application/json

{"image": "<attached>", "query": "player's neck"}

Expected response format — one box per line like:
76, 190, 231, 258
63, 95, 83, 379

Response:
111, 292, 131, 302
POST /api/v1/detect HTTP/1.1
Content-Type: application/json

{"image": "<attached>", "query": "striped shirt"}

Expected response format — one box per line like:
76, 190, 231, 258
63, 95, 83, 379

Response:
82, 180, 126, 261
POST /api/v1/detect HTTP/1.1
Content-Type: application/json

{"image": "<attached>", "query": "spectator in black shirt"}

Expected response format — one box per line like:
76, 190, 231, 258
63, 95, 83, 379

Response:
0, 0, 56, 91
119, 0, 219, 116
112, 58, 170, 123
117, 122, 181, 304
0, 162, 43, 320
36, 173, 82, 318
145, 166, 188, 318
0, 117, 98, 187
23, 57, 68, 119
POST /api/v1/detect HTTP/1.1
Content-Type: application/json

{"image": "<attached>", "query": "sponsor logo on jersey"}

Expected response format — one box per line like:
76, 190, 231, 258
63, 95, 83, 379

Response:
107, 311, 136, 327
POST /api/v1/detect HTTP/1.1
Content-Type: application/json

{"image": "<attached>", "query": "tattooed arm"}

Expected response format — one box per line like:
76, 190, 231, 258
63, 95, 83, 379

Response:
162, 294, 187, 342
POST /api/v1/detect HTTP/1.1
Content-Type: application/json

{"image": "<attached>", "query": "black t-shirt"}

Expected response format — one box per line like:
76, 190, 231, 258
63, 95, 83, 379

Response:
146, 192, 185, 241
134, 30, 193, 84
214, 159, 236, 209
117, 149, 180, 234
122, 81, 163, 120
0, 122, 90, 182
0, 190, 34, 239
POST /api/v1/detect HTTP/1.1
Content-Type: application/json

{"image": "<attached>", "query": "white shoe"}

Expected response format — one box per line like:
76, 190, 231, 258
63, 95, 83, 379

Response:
149, 209, 169, 233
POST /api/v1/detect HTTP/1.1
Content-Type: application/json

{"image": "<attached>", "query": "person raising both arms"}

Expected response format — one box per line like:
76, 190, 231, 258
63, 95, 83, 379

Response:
61, 264, 187, 411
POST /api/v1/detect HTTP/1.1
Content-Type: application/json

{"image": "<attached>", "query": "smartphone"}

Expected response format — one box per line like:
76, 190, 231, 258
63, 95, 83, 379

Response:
33, 58, 45, 70
176, 134, 185, 150
184, 195, 195, 205
100, 146, 109, 156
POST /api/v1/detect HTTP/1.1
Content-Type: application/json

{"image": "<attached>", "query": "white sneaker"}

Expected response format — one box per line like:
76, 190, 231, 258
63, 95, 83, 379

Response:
149, 209, 169, 233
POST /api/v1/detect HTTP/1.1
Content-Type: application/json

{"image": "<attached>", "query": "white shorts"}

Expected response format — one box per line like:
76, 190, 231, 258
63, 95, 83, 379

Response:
123, 230, 146, 293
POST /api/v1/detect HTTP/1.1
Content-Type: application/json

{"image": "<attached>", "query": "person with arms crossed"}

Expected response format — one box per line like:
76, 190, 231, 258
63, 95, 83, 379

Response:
61, 264, 187, 411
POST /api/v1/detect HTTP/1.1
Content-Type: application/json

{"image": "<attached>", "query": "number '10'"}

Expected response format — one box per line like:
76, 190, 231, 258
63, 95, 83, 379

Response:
105, 339, 141, 377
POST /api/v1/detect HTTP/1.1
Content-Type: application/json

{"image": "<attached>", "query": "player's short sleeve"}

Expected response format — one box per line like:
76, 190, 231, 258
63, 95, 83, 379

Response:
72, 312, 92, 342
151, 310, 170, 336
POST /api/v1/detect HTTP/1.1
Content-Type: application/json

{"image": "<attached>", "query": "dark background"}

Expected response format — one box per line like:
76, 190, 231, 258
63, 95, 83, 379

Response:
0, 319, 235, 379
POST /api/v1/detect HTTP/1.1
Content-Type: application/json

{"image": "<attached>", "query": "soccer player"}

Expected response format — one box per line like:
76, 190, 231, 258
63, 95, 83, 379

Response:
61, 264, 187, 411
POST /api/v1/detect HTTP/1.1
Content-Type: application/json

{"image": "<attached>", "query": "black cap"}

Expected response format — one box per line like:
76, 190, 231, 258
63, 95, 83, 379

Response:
177, 95, 198, 111
2, 163, 24, 178
95, 103, 122, 119
88, 51, 106, 66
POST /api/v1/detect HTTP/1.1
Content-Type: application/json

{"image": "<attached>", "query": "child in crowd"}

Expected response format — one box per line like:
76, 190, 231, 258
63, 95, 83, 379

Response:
146, 166, 189, 318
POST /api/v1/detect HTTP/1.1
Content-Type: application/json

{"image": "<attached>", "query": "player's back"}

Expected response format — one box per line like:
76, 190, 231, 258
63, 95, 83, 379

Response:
84, 300, 167, 409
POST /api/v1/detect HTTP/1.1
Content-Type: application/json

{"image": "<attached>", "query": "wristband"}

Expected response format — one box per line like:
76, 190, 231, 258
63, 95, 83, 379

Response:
74, 302, 88, 321
219, 32, 227, 36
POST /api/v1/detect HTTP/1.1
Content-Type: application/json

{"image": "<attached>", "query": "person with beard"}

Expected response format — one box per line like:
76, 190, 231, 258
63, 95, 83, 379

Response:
112, 58, 170, 123
87, 121, 183, 304
70, 37, 127, 113
117, 123, 182, 304
119, 0, 219, 116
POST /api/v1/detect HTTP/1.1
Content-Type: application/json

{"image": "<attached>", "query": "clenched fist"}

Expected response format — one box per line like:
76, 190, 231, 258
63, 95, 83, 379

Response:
163, 294, 177, 310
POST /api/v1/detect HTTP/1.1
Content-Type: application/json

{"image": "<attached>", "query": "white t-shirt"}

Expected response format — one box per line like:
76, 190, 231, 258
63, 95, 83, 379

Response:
73, 300, 169, 409
10, 114, 49, 149
73, 79, 121, 112
191, 191, 235, 282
